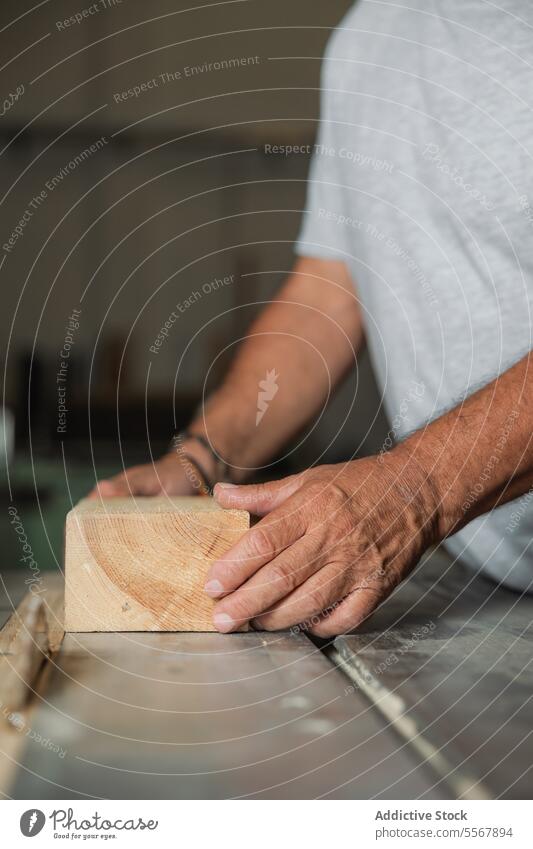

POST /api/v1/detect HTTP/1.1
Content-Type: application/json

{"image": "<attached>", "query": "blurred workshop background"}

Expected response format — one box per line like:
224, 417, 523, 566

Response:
0, 0, 388, 570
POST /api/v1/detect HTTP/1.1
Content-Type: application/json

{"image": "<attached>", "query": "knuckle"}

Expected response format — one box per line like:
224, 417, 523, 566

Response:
255, 482, 273, 499
329, 482, 349, 503
266, 561, 291, 588
266, 556, 304, 592
220, 594, 251, 624
247, 526, 273, 558
328, 489, 354, 523
328, 483, 354, 516
208, 561, 233, 588
303, 587, 328, 613
247, 482, 276, 507
303, 480, 327, 500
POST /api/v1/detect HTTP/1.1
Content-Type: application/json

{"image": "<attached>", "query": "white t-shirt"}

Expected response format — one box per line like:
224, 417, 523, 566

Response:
296, 0, 533, 591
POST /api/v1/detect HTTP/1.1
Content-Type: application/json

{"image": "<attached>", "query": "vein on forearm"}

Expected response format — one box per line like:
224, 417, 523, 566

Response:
404, 350, 533, 538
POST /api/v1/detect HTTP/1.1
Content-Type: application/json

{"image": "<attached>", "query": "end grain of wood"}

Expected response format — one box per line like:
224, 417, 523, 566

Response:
64, 497, 249, 632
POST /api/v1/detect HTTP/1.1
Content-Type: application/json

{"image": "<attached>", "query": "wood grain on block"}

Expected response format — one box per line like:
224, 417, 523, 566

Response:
65, 497, 249, 632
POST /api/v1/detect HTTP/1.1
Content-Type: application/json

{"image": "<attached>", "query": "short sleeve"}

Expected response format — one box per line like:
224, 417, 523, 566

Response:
294, 36, 354, 262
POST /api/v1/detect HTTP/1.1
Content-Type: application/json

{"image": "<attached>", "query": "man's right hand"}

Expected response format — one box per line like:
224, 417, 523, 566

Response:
88, 452, 199, 498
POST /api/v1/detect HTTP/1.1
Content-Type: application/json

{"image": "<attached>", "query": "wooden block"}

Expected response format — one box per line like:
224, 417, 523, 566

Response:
64, 497, 249, 632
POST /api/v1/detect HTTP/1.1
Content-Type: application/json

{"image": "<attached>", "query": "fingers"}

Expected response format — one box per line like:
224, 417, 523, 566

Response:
205, 495, 308, 600
88, 466, 162, 499
213, 474, 303, 516
211, 534, 326, 632
88, 477, 134, 498
251, 561, 352, 632
87, 453, 200, 500
305, 588, 381, 638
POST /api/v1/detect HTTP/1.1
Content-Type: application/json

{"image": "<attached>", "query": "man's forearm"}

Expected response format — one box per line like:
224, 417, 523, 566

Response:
188, 257, 363, 481
401, 350, 533, 538
205, 348, 533, 636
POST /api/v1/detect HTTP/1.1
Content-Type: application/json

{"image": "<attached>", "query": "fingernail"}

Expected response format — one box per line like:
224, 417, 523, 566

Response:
213, 612, 235, 632
204, 579, 224, 597
215, 483, 238, 491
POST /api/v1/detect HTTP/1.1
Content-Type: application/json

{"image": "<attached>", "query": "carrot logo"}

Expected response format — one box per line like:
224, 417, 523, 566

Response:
256, 369, 279, 425
20, 809, 45, 837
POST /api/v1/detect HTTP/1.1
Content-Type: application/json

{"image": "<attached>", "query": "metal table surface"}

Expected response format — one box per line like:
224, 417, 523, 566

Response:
3, 542, 533, 800
333, 546, 533, 800
8, 629, 443, 799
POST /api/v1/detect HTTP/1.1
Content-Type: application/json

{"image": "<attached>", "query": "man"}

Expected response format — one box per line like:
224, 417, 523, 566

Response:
92, 2, 533, 636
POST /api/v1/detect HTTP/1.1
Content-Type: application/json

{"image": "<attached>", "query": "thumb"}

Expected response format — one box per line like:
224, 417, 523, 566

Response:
213, 474, 303, 516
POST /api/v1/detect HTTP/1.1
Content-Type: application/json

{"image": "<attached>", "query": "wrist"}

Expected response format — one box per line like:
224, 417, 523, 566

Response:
168, 434, 217, 492
187, 404, 249, 484
385, 437, 446, 547
399, 427, 467, 540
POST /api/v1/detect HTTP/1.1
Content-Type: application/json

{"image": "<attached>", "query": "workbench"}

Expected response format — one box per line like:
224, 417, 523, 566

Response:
1, 546, 532, 799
